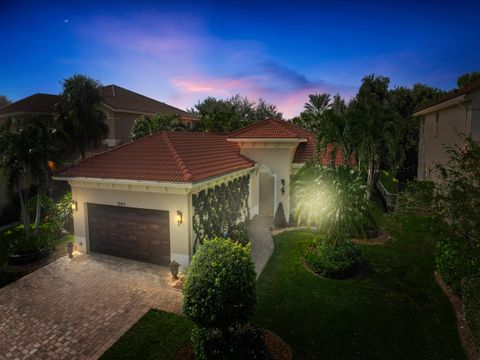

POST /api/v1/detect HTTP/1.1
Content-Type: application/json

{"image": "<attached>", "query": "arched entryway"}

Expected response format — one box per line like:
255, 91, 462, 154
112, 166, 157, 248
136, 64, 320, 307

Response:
258, 165, 276, 217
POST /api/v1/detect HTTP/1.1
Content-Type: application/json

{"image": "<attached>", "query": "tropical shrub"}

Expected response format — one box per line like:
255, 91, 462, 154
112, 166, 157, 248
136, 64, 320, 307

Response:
129, 113, 184, 140
306, 236, 361, 279
434, 137, 480, 294
292, 163, 376, 242
462, 275, 480, 351
2, 223, 59, 254
183, 237, 258, 359
435, 235, 480, 294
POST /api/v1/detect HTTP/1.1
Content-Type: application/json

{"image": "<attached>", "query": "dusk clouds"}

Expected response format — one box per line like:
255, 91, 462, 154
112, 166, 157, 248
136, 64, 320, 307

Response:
1, 0, 479, 118
73, 14, 355, 117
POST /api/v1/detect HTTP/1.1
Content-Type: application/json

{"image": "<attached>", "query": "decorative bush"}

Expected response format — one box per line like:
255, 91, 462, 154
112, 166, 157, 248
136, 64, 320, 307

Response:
183, 237, 258, 359
435, 235, 480, 294
398, 180, 435, 215
184, 237, 256, 331
192, 176, 250, 249
305, 236, 362, 279
273, 202, 287, 228
2, 223, 60, 254
462, 275, 480, 351
292, 163, 376, 243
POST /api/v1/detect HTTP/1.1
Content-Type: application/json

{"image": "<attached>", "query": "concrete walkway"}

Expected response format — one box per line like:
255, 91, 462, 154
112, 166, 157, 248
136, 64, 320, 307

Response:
0, 253, 182, 360
248, 216, 274, 278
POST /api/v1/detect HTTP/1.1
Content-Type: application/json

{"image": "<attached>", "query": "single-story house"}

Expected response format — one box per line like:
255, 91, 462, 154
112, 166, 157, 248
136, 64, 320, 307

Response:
54, 118, 317, 268
415, 79, 480, 182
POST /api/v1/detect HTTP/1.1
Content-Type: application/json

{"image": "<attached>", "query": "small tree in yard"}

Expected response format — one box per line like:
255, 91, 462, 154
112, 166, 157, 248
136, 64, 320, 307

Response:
0, 117, 59, 241
273, 202, 287, 228
183, 237, 261, 359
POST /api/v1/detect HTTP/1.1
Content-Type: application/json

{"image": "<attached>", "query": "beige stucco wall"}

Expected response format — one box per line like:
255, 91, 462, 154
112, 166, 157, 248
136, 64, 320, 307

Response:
70, 183, 191, 268
418, 103, 471, 182
239, 143, 299, 220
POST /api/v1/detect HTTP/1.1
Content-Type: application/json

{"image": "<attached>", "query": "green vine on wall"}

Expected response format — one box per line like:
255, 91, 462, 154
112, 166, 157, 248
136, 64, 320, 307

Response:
192, 175, 250, 251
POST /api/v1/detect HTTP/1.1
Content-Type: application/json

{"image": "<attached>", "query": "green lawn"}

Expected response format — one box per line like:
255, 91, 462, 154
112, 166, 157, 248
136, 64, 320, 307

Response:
100, 214, 465, 360
100, 309, 192, 360
255, 214, 466, 360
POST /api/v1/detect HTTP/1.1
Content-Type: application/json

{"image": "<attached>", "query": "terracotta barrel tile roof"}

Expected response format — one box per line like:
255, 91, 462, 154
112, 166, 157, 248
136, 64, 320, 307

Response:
228, 118, 313, 139
56, 131, 255, 183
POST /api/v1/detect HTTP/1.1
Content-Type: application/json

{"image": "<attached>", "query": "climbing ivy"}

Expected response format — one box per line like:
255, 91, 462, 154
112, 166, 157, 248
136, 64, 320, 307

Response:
192, 175, 250, 250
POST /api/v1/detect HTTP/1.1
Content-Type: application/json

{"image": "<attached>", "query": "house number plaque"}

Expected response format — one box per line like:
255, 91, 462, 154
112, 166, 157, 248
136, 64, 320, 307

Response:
116, 201, 127, 207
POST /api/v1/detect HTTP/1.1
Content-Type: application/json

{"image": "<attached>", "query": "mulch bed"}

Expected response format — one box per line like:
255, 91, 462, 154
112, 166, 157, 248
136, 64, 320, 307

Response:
435, 272, 480, 360
0, 245, 68, 289
174, 330, 292, 360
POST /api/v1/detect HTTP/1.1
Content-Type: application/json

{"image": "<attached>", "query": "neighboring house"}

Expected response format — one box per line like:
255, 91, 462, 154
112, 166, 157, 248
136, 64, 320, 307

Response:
0, 84, 198, 146
415, 79, 480, 182
53, 118, 317, 268
0, 85, 197, 217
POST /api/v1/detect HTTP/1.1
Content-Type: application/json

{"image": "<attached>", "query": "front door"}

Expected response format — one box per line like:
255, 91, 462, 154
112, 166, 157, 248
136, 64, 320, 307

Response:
259, 171, 275, 217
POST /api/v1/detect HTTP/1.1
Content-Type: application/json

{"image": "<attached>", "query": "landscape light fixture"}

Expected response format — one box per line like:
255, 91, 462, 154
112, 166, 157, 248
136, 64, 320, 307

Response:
176, 210, 183, 225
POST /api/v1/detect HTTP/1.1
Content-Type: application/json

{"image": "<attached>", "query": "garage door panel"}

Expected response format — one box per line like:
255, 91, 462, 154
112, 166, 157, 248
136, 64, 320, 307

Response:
88, 203, 170, 265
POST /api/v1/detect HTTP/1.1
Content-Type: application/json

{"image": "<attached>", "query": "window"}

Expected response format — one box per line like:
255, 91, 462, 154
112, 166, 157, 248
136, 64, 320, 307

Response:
434, 113, 439, 137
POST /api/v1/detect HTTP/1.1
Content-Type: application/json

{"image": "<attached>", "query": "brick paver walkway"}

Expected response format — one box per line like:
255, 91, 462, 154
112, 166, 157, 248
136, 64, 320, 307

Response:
0, 254, 183, 360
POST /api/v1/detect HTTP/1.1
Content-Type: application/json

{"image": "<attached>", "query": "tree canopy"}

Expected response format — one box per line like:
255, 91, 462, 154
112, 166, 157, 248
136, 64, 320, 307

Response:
129, 113, 185, 140
457, 71, 480, 88
0, 95, 10, 108
191, 94, 282, 133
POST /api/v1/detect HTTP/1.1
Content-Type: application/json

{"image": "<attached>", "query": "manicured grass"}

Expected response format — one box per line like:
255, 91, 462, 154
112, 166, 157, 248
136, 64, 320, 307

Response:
100, 309, 192, 360
255, 214, 466, 360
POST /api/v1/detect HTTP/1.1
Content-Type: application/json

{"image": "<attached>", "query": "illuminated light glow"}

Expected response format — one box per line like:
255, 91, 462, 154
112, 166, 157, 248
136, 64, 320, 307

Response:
176, 210, 183, 225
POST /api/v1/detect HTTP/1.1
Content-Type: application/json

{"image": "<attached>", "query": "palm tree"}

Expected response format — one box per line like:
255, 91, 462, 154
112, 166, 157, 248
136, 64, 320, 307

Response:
56, 75, 108, 160
304, 93, 332, 116
292, 163, 375, 244
0, 116, 58, 240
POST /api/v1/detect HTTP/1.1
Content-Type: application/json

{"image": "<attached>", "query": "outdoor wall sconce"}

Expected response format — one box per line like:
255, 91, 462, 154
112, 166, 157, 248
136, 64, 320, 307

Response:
71, 200, 78, 211
280, 179, 286, 195
176, 210, 183, 225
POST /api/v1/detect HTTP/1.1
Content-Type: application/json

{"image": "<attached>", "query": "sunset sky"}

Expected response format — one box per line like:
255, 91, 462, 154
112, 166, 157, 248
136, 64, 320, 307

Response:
1, 0, 479, 118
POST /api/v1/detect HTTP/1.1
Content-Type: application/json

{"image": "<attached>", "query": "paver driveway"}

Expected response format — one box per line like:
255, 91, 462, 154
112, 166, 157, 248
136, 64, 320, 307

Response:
0, 253, 183, 360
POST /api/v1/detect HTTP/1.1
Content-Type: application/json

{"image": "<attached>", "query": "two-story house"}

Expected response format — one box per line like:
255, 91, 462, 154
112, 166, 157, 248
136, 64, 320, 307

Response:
415, 79, 480, 182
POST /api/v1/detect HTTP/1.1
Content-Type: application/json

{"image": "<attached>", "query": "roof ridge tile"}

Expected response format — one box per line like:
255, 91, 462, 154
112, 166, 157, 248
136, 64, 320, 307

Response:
161, 132, 194, 181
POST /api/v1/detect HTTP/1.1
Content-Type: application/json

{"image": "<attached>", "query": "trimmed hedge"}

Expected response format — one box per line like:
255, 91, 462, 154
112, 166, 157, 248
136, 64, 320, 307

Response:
183, 237, 258, 359
183, 237, 256, 331
306, 236, 362, 279
462, 275, 480, 351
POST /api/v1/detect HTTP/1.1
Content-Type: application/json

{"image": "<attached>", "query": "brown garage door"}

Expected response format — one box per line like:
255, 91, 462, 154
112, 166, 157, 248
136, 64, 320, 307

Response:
88, 204, 170, 265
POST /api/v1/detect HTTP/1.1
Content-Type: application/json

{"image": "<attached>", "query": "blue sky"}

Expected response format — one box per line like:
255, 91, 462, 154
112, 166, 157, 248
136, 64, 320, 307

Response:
1, 0, 479, 117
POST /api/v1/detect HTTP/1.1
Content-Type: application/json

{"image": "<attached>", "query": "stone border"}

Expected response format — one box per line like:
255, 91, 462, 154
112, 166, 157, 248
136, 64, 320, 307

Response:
435, 271, 480, 360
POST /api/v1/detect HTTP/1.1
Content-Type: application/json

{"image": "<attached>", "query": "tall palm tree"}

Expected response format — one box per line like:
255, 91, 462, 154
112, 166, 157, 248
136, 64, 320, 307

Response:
56, 75, 108, 160
304, 93, 332, 116
0, 116, 58, 240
